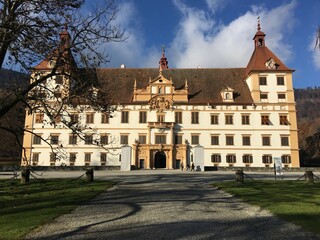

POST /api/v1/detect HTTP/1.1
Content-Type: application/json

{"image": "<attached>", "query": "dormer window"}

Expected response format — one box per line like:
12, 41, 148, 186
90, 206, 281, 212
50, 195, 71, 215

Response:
220, 86, 234, 102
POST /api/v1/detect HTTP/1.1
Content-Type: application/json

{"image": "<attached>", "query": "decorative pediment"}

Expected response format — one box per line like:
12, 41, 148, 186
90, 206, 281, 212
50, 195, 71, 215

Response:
150, 73, 173, 85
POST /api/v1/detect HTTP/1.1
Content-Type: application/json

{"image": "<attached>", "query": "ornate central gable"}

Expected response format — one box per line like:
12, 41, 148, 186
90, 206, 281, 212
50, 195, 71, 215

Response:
132, 69, 188, 105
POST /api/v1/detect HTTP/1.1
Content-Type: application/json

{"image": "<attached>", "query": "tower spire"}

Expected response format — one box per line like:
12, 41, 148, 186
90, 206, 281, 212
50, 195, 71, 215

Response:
159, 45, 169, 70
253, 16, 266, 48
59, 23, 71, 49
257, 16, 261, 31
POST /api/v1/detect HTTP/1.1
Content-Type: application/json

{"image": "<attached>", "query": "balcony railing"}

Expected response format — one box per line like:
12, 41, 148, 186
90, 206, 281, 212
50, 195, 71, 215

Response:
147, 121, 174, 129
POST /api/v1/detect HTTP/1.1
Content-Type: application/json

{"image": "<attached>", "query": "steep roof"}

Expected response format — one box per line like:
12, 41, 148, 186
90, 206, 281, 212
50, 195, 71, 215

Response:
246, 46, 292, 75
96, 68, 253, 105
34, 26, 76, 71
246, 23, 293, 75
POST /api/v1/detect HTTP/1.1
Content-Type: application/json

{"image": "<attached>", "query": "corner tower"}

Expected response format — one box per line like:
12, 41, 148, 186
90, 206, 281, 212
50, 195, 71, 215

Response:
244, 19, 299, 167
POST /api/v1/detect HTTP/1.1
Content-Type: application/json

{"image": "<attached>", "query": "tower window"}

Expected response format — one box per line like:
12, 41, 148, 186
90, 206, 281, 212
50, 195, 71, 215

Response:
277, 76, 285, 85
259, 77, 267, 85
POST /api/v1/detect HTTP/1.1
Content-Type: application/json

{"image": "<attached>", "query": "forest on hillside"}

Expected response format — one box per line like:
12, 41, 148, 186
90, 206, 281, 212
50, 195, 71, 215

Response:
295, 87, 320, 166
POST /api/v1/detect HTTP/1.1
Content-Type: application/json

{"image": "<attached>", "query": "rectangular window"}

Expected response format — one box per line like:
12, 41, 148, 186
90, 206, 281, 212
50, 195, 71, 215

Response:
101, 113, 109, 124
35, 113, 44, 123
277, 76, 285, 85
278, 93, 286, 100
211, 114, 219, 125
120, 135, 129, 145
242, 136, 251, 146
261, 115, 271, 125
175, 112, 182, 124
226, 136, 234, 145
279, 115, 290, 125
32, 153, 39, 165
281, 136, 289, 146
155, 135, 166, 144
211, 135, 219, 145
225, 115, 233, 125
84, 135, 93, 145
157, 114, 165, 123
86, 113, 94, 124
121, 111, 129, 123
33, 135, 42, 145
242, 155, 253, 164
242, 115, 250, 125
262, 155, 272, 164
281, 155, 291, 164
84, 153, 91, 166
259, 76, 267, 85
54, 115, 61, 124
69, 134, 77, 145
191, 135, 199, 145
191, 112, 199, 124
70, 114, 79, 124
50, 135, 59, 145
211, 154, 221, 163
54, 91, 62, 99
101, 153, 107, 163
139, 111, 147, 123
69, 153, 76, 165
50, 153, 56, 165
174, 135, 182, 144
226, 154, 236, 163
100, 135, 108, 145
260, 93, 268, 101
138, 135, 147, 144
55, 75, 63, 84
262, 136, 271, 146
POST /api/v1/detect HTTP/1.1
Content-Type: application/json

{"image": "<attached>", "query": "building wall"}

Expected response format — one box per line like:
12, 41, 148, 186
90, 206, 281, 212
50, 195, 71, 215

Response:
28, 101, 299, 168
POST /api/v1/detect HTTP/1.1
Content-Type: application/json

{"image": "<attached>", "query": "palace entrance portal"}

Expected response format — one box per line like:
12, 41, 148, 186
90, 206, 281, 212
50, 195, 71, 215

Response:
154, 151, 166, 168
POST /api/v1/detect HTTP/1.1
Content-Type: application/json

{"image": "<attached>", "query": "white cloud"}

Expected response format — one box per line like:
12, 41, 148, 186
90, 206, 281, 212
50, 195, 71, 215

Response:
102, 0, 298, 70
98, 1, 157, 68
205, 0, 226, 14
166, 0, 297, 68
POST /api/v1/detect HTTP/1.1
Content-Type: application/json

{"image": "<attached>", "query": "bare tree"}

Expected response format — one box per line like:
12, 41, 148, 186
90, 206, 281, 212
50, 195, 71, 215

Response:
0, 0, 125, 165
315, 26, 320, 50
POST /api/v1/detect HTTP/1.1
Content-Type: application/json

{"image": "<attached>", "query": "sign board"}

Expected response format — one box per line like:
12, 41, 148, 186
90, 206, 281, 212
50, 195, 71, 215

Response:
274, 157, 283, 179
121, 146, 132, 171
193, 145, 204, 171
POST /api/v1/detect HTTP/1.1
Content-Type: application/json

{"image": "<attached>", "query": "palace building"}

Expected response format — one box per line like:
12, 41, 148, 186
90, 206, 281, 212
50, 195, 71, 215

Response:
22, 22, 300, 170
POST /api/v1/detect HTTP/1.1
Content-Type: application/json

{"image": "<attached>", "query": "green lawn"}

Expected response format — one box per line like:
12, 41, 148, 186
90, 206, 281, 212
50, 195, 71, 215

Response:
213, 180, 320, 234
0, 178, 114, 240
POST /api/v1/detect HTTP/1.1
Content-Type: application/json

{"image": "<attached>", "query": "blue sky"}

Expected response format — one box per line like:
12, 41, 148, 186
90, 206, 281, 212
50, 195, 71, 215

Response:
88, 0, 320, 89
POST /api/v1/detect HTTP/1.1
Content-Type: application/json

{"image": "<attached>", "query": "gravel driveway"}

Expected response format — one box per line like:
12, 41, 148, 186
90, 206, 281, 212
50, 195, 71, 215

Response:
25, 172, 320, 240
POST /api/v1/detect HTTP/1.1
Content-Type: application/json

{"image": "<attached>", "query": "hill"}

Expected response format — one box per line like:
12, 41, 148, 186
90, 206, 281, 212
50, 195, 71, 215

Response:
294, 87, 320, 166
0, 69, 27, 166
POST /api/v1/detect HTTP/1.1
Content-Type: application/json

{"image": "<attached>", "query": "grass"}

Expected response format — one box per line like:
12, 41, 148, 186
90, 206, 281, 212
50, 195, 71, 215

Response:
213, 180, 320, 234
0, 178, 114, 240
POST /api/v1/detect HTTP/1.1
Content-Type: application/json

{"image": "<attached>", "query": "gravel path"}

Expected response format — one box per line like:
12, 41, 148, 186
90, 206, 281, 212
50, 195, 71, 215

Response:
25, 173, 320, 240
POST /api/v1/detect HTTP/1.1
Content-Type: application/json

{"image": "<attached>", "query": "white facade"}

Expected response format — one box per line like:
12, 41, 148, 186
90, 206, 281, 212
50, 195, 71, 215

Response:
22, 25, 300, 170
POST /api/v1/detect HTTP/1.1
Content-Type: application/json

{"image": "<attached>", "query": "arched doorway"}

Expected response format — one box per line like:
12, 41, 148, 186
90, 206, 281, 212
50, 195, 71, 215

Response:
154, 151, 166, 168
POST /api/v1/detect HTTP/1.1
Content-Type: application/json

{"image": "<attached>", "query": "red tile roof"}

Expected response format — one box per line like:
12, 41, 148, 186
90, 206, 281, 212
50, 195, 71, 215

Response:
245, 46, 293, 76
